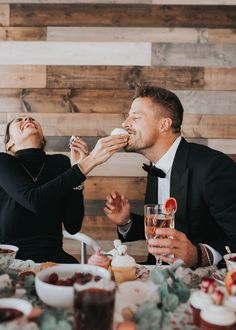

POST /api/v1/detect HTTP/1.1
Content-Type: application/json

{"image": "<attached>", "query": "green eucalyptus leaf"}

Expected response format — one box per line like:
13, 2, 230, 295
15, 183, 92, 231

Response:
162, 294, 179, 312
158, 282, 169, 300
57, 320, 73, 330
151, 269, 165, 284
169, 259, 184, 272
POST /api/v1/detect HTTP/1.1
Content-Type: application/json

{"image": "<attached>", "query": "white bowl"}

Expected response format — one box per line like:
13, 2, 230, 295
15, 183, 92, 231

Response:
35, 264, 111, 308
224, 253, 236, 271
0, 244, 19, 267
0, 298, 32, 321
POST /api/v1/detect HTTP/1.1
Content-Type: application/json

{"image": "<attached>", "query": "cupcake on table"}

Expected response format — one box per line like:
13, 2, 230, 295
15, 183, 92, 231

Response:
200, 288, 236, 330
111, 240, 136, 283
88, 247, 111, 270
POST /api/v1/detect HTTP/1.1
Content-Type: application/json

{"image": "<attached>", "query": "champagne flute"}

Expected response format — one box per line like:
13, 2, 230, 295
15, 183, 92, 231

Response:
144, 204, 174, 267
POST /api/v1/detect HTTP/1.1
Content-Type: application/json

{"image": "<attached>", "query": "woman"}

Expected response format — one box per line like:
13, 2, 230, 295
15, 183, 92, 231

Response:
0, 115, 128, 263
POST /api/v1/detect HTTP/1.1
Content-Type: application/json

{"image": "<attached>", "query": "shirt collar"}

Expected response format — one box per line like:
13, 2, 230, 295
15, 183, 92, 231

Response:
154, 136, 182, 174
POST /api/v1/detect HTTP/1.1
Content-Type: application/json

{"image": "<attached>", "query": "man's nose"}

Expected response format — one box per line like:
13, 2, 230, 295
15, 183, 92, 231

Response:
122, 116, 130, 129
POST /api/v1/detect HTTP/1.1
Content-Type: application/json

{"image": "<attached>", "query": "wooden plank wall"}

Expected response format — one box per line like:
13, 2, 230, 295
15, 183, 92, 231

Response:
0, 0, 236, 261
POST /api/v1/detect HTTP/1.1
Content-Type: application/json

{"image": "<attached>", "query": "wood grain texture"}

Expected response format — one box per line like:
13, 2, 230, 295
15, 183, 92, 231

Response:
0, 65, 46, 88
0, 89, 235, 115
0, 27, 46, 40
47, 66, 236, 91
0, 41, 151, 65
1, 113, 236, 138
10, 4, 236, 28
152, 43, 236, 67
2, 0, 236, 4
47, 27, 236, 43
85, 177, 146, 200
0, 5, 9, 27
85, 200, 143, 216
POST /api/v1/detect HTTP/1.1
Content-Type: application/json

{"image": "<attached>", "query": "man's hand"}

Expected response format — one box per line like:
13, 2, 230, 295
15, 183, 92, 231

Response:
148, 228, 198, 268
104, 191, 131, 226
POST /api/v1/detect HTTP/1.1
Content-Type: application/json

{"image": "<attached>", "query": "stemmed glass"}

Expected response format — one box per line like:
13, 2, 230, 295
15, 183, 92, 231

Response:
144, 204, 174, 267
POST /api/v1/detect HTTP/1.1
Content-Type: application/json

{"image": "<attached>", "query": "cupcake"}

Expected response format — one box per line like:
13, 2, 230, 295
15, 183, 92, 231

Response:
190, 290, 213, 326
111, 241, 136, 283
190, 277, 216, 326
88, 248, 111, 270
200, 305, 236, 330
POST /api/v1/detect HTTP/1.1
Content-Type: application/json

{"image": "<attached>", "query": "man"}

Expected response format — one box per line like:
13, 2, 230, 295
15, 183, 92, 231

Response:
104, 86, 236, 268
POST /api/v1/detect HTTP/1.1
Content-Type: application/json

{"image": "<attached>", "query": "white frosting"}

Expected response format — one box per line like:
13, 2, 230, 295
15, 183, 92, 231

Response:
201, 305, 236, 326
190, 291, 213, 309
224, 296, 236, 312
111, 128, 128, 136
111, 254, 136, 268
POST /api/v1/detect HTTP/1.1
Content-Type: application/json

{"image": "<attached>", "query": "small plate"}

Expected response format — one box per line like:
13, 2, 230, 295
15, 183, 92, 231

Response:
117, 281, 157, 305
212, 268, 227, 285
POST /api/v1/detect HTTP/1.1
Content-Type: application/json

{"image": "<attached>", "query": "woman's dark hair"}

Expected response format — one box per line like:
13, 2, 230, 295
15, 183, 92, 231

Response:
134, 85, 184, 133
4, 119, 46, 153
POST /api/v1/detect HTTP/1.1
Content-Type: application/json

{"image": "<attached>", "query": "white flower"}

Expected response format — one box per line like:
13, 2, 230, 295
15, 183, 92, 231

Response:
113, 239, 122, 249
117, 244, 127, 256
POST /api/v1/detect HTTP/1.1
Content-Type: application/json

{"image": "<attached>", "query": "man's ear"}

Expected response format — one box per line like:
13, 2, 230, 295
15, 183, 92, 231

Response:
160, 117, 172, 132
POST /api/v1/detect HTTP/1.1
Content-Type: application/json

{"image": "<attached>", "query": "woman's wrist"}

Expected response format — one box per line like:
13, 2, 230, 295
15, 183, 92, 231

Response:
77, 154, 97, 175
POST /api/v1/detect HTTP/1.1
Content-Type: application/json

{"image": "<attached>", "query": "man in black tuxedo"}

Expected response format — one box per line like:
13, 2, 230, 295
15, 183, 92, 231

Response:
104, 86, 236, 268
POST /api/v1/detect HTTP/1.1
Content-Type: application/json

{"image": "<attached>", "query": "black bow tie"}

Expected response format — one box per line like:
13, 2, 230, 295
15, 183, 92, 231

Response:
142, 163, 166, 178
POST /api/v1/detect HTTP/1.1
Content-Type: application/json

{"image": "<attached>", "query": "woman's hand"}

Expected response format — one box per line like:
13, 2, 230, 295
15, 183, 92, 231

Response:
69, 136, 89, 166
78, 134, 128, 175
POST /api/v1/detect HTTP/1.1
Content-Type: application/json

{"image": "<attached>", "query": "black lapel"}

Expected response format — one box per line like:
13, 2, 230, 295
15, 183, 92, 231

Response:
144, 175, 158, 204
170, 138, 190, 236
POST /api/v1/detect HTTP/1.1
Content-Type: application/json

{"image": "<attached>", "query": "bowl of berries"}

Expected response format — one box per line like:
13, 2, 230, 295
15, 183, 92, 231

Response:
35, 264, 111, 308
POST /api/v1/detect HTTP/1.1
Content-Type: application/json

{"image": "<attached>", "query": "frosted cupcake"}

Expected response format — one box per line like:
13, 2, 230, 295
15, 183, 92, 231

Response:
88, 248, 111, 270
111, 241, 136, 283
200, 305, 236, 330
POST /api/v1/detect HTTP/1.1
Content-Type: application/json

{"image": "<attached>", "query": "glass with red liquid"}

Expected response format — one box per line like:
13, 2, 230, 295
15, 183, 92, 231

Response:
74, 279, 115, 330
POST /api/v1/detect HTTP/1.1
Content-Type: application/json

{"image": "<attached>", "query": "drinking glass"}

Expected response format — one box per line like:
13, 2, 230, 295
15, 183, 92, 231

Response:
144, 204, 174, 267
74, 279, 115, 330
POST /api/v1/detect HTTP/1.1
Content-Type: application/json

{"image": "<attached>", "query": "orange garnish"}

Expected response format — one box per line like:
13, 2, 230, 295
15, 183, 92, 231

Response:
164, 197, 177, 214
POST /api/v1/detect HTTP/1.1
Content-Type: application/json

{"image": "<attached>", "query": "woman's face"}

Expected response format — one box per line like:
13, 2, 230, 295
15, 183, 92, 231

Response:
7, 116, 44, 152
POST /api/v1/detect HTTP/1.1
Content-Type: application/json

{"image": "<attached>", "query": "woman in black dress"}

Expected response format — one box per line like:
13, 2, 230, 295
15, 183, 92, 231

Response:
0, 115, 128, 263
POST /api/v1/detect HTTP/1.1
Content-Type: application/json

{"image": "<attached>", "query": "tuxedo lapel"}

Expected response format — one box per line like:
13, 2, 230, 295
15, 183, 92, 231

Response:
170, 138, 190, 236
144, 175, 158, 204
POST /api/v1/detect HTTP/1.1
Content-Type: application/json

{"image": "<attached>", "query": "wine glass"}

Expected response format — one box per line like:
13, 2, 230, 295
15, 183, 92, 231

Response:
144, 204, 174, 267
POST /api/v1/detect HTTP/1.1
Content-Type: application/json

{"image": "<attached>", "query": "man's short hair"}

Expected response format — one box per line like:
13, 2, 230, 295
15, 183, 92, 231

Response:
134, 86, 184, 133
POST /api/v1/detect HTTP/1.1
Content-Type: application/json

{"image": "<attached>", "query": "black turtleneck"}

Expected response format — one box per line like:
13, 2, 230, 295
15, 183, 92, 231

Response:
0, 148, 86, 263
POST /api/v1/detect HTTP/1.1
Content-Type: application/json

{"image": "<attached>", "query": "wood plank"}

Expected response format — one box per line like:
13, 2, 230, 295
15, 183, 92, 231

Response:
47, 66, 236, 91
10, 4, 236, 28
47, 27, 236, 44
208, 29, 236, 43
85, 177, 146, 200
152, 43, 236, 67
47, 27, 236, 43
85, 200, 144, 216
0, 27, 46, 40
0, 65, 46, 88
0, 41, 151, 65
0, 89, 235, 115
2, 0, 236, 4
0, 89, 133, 114
1, 113, 236, 138
205, 68, 236, 91
0, 5, 9, 27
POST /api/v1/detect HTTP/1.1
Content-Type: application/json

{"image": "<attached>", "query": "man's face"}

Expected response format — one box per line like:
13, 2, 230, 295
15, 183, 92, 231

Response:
122, 97, 162, 153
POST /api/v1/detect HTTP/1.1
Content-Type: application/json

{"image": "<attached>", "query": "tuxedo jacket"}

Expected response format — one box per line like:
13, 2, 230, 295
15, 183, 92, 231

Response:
119, 138, 236, 264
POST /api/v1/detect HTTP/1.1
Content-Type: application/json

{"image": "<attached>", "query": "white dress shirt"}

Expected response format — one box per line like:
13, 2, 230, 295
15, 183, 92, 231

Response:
118, 136, 222, 265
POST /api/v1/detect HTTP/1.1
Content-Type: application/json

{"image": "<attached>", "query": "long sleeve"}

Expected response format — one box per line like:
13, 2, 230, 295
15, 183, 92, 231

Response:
203, 153, 236, 255
0, 152, 86, 213
62, 189, 84, 234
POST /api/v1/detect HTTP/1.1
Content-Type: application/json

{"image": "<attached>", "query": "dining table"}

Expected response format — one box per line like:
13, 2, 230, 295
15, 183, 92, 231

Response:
0, 262, 225, 330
